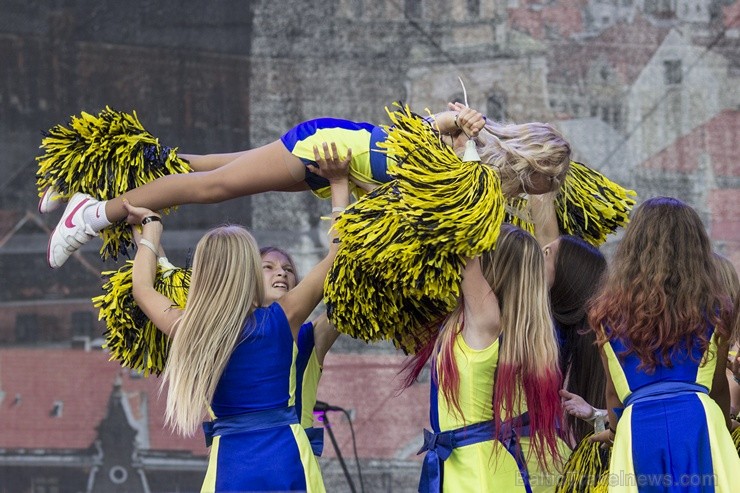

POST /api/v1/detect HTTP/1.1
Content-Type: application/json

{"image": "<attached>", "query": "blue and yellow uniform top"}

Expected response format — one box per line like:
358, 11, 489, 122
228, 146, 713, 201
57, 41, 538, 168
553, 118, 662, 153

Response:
604, 325, 740, 492
201, 303, 325, 492
280, 118, 391, 198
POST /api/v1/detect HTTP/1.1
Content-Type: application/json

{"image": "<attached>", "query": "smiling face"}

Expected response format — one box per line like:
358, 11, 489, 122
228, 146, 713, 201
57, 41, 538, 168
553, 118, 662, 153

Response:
543, 238, 561, 288
261, 250, 298, 305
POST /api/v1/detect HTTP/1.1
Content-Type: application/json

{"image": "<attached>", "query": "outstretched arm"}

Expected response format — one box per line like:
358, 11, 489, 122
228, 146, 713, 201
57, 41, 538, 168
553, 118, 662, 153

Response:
279, 143, 350, 339
530, 194, 560, 248
312, 312, 340, 366
124, 201, 183, 336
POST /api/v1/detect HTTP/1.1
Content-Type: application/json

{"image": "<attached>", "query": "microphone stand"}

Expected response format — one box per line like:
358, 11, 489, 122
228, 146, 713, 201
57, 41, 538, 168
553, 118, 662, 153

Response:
318, 410, 358, 493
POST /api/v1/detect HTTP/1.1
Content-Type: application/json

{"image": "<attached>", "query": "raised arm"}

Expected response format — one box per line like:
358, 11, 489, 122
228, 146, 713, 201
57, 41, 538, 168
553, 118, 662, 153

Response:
123, 201, 183, 336
460, 256, 501, 349
431, 102, 487, 137
529, 193, 560, 248
278, 142, 350, 339
312, 312, 340, 366
178, 150, 250, 172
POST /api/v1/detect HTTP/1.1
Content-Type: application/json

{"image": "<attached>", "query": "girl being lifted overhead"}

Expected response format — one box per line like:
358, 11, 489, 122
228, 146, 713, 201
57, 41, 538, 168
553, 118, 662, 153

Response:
39, 102, 570, 268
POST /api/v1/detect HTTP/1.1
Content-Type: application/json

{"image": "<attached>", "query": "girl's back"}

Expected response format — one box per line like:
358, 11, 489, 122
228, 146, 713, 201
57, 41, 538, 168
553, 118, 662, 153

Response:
204, 303, 324, 492
604, 324, 735, 492
589, 197, 739, 492
211, 303, 296, 415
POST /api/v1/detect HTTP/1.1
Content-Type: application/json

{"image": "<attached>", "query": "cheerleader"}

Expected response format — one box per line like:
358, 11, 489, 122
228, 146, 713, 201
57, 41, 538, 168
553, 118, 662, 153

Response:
589, 197, 739, 492
120, 147, 349, 492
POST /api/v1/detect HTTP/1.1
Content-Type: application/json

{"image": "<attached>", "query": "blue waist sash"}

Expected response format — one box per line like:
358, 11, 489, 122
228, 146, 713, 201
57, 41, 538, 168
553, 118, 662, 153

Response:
614, 381, 709, 420
202, 406, 298, 447
417, 413, 532, 493
623, 380, 708, 407
304, 426, 325, 456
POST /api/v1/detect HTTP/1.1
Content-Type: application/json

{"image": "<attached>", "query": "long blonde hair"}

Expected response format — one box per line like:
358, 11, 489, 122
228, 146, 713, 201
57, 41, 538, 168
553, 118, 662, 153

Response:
475, 121, 571, 197
434, 225, 563, 469
162, 225, 264, 436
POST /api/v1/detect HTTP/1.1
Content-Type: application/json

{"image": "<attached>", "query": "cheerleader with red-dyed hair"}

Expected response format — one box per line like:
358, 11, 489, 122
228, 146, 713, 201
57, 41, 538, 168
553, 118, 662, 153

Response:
589, 197, 739, 492
405, 224, 569, 492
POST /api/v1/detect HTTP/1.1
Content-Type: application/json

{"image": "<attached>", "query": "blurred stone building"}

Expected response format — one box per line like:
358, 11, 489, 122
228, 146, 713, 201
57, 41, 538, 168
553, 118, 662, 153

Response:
0, 1, 738, 492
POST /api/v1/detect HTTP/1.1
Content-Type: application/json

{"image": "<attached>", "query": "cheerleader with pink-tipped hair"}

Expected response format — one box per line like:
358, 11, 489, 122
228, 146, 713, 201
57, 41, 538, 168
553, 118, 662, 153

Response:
404, 224, 569, 492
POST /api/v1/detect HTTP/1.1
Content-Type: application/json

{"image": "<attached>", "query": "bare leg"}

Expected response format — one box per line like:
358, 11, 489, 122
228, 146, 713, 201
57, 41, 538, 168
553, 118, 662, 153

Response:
104, 140, 306, 222
350, 176, 379, 194
179, 151, 250, 172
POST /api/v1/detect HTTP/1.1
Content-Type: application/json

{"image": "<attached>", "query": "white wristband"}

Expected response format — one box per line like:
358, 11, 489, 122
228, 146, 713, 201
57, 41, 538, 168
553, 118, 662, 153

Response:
331, 207, 346, 213
138, 238, 160, 257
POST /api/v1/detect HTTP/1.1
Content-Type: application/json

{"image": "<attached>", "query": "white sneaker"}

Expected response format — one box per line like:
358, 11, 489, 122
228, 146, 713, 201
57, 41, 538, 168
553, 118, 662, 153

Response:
38, 187, 65, 214
47, 193, 99, 269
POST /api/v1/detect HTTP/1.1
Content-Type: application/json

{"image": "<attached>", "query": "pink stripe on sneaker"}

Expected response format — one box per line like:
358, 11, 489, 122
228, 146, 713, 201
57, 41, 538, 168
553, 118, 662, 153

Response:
64, 199, 89, 229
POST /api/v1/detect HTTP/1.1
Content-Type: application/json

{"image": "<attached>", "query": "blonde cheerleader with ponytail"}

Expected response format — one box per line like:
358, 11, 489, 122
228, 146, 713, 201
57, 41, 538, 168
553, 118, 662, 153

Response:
405, 224, 570, 492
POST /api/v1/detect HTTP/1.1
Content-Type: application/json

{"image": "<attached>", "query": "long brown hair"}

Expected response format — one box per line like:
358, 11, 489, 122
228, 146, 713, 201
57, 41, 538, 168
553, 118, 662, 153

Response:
589, 197, 732, 371
550, 235, 607, 443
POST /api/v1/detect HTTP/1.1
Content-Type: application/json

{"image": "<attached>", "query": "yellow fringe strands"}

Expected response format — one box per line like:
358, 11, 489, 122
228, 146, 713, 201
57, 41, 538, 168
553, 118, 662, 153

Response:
555, 161, 636, 246
92, 258, 190, 376
555, 434, 610, 492
592, 473, 610, 493
733, 426, 740, 456
504, 196, 535, 234
325, 104, 506, 354
36, 107, 193, 260
503, 162, 636, 246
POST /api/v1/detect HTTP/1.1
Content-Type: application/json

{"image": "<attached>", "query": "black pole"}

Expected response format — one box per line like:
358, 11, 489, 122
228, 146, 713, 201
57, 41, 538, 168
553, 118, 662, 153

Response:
321, 411, 358, 493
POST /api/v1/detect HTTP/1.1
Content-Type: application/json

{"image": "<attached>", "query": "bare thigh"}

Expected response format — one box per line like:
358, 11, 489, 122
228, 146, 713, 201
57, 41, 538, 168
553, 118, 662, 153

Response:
108, 141, 306, 221
201, 140, 306, 198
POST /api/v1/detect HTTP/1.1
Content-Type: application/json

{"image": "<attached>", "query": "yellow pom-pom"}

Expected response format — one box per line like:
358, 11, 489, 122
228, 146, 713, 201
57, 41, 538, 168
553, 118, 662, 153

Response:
36, 107, 193, 260
556, 161, 636, 246
325, 104, 506, 353
555, 434, 610, 493
92, 259, 190, 376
